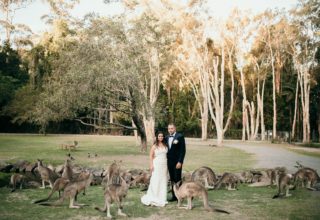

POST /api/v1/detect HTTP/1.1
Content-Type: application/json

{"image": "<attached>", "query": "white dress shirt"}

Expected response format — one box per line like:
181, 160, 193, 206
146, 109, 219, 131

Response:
168, 132, 176, 149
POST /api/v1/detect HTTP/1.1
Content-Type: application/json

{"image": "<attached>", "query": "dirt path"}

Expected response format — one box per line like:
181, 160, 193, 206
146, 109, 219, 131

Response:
222, 140, 320, 172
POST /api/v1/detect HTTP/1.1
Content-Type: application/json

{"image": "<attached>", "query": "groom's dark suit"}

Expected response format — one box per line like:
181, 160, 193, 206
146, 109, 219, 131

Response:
166, 132, 186, 200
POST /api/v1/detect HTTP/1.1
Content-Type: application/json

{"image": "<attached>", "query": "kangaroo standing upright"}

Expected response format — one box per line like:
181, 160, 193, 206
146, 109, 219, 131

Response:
31, 159, 58, 189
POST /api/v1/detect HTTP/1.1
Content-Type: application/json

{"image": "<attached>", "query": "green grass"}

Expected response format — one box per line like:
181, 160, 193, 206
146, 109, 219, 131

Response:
294, 142, 320, 148
0, 134, 254, 172
0, 134, 319, 220
0, 184, 319, 220
288, 149, 320, 158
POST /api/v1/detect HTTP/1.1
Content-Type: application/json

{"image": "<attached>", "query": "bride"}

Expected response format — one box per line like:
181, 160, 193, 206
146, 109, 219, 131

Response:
141, 131, 168, 207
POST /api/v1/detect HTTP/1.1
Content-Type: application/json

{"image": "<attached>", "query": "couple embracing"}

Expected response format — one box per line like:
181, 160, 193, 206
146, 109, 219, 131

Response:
141, 123, 186, 207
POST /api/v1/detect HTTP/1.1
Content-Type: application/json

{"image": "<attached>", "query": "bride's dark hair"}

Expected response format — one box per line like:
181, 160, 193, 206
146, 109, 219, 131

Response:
154, 131, 167, 147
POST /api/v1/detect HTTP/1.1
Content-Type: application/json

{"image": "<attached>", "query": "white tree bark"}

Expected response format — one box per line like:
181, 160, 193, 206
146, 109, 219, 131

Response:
207, 47, 234, 146
298, 66, 311, 143
140, 47, 161, 144
291, 76, 299, 139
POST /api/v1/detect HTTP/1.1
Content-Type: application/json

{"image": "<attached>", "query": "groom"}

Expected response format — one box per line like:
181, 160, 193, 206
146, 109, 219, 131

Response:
166, 123, 186, 202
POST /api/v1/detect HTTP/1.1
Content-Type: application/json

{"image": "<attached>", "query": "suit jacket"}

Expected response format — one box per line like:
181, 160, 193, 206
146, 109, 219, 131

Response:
166, 132, 186, 164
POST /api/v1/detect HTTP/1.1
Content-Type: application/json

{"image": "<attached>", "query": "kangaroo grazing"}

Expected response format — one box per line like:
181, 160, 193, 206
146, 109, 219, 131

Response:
191, 166, 217, 189
95, 176, 130, 218
31, 159, 59, 189
10, 174, 25, 192
173, 181, 230, 214
273, 173, 294, 199
214, 172, 239, 190
294, 167, 320, 189
60, 141, 78, 151
37, 171, 93, 208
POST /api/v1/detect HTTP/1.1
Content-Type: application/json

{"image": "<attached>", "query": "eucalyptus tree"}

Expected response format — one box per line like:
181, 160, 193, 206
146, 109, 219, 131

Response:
145, 0, 236, 145
0, 0, 33, 45
290, 0, 320, 143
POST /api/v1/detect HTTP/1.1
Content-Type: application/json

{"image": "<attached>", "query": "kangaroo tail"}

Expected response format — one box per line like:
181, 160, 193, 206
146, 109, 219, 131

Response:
212, 208, 230, 214
38, 203, 54, 206
272, 194, 280, 199
38, 196, 64, 206
33, 190, 55, 204
205, 206, 230, 214
33, 197, 50, 204
94, 206, 106, 212
306, 187, 317, 191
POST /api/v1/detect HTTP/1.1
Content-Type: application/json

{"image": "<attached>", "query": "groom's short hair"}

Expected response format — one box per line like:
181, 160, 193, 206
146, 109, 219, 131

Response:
168, 123, 176, 128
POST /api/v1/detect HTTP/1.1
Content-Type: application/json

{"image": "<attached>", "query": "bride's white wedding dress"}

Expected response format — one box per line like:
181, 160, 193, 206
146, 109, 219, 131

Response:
141, 146, 168, 207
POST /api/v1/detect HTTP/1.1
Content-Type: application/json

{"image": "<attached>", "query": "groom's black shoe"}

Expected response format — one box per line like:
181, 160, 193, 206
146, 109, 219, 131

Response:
168, 197, 178, 202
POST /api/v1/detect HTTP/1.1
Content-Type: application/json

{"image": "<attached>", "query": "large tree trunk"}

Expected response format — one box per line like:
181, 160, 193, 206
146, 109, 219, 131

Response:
143, 116, 155, 144
144, 47, 160, 144
298, 66, 310, 143
216, 126, 224, 146
270, 56, 277, 140
129, 89, 148, 152
239, 67, 248, 141
291, 77, 299, 139
133, 114, 147, 152
200, 107, 208, 140
318, 118, 320, 142
260, 78, 266, 140
132, 120, 140, 146
207, 47, 234, 147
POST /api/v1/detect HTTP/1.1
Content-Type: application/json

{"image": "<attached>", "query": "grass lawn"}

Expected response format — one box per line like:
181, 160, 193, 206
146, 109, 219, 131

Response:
287, 148, 320, 158
0, 134, 319, 220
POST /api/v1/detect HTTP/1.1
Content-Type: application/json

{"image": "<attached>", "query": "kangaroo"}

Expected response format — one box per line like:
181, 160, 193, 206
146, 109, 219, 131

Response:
304, 169, 320, 190
130, 172, 151, 190
33, 156, 74, 203
95, 176, 130, 218
10, 174, 25, 192
31, 159, 59, 189
173, 181, 229, 214
61, 158, 73, 180
33, 177, 70, 203
102, 161, 122, 189
38, 171, 93, 208
60, 141, 78, 151
294, 167, 320, 189
266, 167, 287, 186
273, 173, 294, 199
191, 166, 217, 189
214, 172, 239, 190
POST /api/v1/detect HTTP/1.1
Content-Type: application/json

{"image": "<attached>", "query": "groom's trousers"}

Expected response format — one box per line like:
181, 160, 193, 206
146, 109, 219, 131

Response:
168, 160, 182, 200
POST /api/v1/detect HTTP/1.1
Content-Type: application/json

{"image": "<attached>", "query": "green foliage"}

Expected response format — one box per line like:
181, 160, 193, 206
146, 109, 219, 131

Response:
0, 0, 319, 139
0, 42, 28, 107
